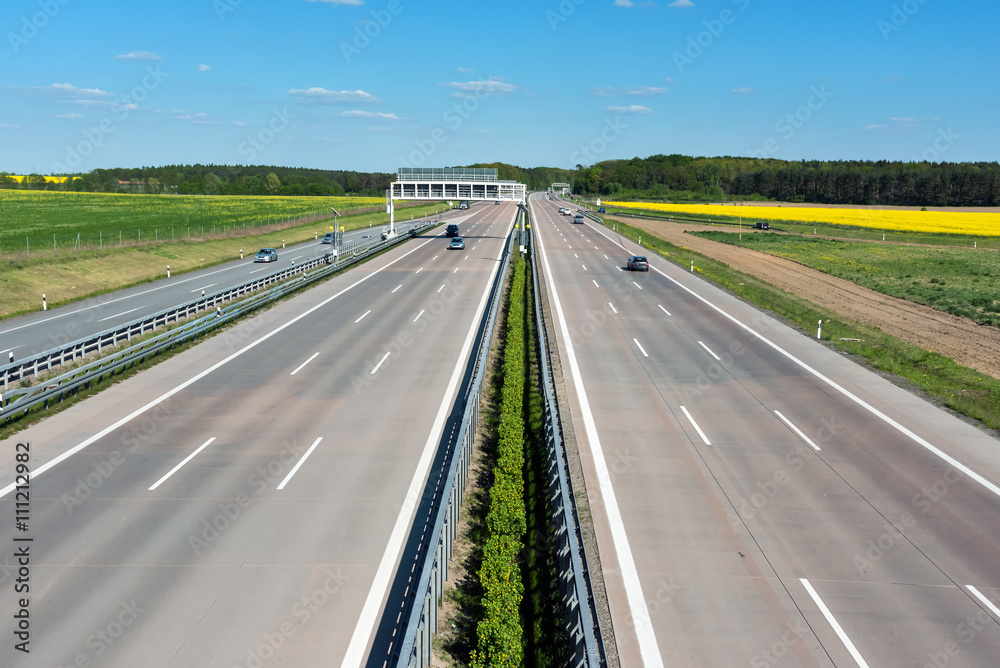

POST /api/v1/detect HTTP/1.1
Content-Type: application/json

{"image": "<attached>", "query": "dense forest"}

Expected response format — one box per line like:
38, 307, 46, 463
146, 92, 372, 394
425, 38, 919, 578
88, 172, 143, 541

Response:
3, 155, 999, 206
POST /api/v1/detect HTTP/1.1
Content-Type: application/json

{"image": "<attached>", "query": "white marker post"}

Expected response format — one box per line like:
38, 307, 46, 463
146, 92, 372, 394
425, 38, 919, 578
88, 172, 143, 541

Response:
167, 265, 170, 278
817, 319, 822, 339
240, 249, 243, 259
690, 260, 694, 272
42, 294, 47, 311
282, 240, 285, 248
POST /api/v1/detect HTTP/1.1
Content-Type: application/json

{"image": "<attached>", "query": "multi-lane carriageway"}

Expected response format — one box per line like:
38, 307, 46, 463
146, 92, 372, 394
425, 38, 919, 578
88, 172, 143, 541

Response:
531, 192, 1000, 666
1, 190, 999, 667
0, 203, 514, 667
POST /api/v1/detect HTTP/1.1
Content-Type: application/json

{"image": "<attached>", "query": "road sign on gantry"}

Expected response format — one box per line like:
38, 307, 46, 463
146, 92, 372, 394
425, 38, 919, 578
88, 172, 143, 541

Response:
391, 167, 525, 203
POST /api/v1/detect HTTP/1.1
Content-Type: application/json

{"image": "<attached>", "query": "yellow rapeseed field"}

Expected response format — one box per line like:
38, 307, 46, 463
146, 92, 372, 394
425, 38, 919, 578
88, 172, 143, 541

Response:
604, 201, 1000, 237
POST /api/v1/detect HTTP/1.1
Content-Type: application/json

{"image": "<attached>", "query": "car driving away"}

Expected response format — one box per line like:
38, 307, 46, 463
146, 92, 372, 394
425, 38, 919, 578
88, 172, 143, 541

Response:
448, 237, 465, 250
753, 221, 770, 230
254, 248, 278, 263
626, 255, 649, 272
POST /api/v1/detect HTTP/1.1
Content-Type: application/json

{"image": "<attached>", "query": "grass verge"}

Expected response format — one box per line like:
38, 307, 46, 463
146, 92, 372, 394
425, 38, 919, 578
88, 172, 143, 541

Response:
610, 219, 1000, 430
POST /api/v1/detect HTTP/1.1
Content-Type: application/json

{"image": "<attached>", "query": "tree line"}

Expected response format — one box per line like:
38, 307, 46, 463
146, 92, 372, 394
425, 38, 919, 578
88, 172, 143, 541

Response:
570, 155, 1000, 207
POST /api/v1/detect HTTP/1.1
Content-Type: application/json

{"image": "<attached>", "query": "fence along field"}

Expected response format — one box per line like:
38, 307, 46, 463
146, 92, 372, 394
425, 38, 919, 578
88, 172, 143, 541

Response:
604, 201, 1000, 236
0, 190, 384, 254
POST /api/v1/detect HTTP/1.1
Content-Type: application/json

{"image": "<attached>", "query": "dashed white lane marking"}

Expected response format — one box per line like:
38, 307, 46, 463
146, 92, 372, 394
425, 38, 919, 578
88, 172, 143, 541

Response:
355, 309, 372, 323
249, 267, 268, 273
191, 284, 216, 293
658, 304, 671, 316
391, 284, 402, 294
581, 264, 588, 271
290, 352, 320, 376
148, 437, 216, 491
277, 437, 324, 490
98, 307, 142, 322
633, 281, 643, 290
370, 351, 390, 375
680, 406, 711, 445
773, 411, 822, 451
453, 267, 459, 274
416, 267, 423, 274
966, 585, 1000, 618
800, 579, 870, 668
633, 338, 649, 358
698, 340, 721, 361
437, 284, 445, 293
413, 309, 425, 323
592, 279, 599, 288
608, 302, 617, 314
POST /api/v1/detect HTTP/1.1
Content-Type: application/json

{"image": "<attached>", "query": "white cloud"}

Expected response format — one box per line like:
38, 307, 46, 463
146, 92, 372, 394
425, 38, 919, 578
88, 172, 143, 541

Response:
114, 51, 162, 61
7, 83, 113, 106
197, 64, 212, 72
669, 0, 694, 7
288, 87, 380, 104
55, 113, 84, 119
590, 85, 667, 97
232, 121, 246, 126
863, 124, 887, 130
305, 0, 364, 5
607, 104, 652, 114
732, 87, 755, 94
457, 67, 474, 73
0, 123, 22, 128
615, 0, 655, 6
440, 80, 518, 95
342, 110, 401, 119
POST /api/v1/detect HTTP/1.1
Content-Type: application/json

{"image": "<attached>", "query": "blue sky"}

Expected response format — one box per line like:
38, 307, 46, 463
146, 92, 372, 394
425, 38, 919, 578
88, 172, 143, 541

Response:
1, 0, 997, 174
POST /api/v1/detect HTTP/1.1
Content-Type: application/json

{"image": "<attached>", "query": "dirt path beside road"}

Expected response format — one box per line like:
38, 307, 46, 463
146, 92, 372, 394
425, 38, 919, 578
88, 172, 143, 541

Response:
620, 217, 1000, 380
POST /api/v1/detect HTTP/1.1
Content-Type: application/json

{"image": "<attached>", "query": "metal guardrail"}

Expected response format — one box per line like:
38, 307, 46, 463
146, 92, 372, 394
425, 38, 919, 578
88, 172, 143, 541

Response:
0, 220, 437, 423
585, 207, 745, 228
0, 221, 433, 390
397, 220, 516, 667
530, 208, 606, 666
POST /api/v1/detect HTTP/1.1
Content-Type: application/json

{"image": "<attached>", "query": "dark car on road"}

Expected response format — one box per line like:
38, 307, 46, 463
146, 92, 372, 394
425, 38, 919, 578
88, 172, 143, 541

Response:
448, 237, 465, 250
321, 232, 334, 244
254, 248, 278, 263
626, 255, 649, 272
753, 221, 770, 230
446, 224, 460, 237
598, 207, 606, 213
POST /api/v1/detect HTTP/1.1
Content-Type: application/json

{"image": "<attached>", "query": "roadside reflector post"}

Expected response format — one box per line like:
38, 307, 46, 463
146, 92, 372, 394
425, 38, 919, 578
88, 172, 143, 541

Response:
167, 265, 170, 278
282, 239, 286, 248
817, 320, 822, 339
201, 290, 205, 298
240, 249, 243, 259
42, 294, 47, 311
690, 260, 694, 272
216, 307, 221, 318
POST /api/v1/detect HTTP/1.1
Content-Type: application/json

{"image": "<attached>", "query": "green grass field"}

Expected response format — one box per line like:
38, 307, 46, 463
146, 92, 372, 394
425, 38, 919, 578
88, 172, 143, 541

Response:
691, 231, 1000, 326
0, 190, 386, 253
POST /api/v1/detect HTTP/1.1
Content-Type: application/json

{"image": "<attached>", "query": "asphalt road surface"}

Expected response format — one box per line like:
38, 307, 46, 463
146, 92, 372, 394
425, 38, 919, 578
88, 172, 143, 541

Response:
532, 193, 1000, 667
0, 202, 515, 667
0, 207, 479, 360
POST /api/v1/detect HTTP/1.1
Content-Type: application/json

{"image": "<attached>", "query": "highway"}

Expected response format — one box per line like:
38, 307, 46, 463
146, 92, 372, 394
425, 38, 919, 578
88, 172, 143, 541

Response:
0, 202, 515, 667
0, 208, 474, 360
531, 193, 1000, 667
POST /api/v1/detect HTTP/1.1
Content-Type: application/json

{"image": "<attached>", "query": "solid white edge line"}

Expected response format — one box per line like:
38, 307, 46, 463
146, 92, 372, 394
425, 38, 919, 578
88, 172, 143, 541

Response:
98, 307, 142, 322
584, 218, 1000, 500
774, 410, 822, 451
148, 437, 216, 491
658, 304, 671, 317
355, 309, 372, 323
633, 338, 649, 358
698, 340, 721, 361
966, 585, 1000, 619
341, 217, 514, 667
531, 198, 664, 667
370, 351, 390, 375
680, 405, 711, 446
290, 352, 320, 376
276, 436, 323, 490
800, 578, 870, 668
0, 233, 442, 499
